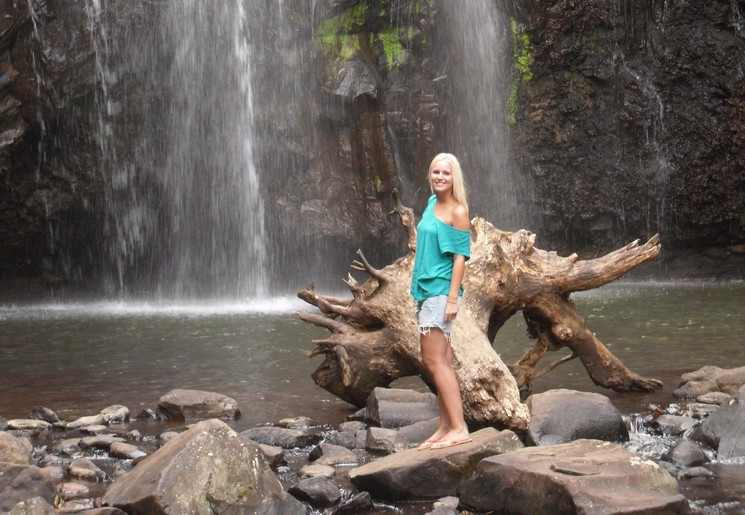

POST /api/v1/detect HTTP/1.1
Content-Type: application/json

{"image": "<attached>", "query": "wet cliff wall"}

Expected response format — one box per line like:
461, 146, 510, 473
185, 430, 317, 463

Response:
1, 0, 743, 296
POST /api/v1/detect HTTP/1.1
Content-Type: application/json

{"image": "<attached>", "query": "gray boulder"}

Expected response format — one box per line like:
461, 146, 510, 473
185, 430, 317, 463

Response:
650, 414, 698, 436
69, 458, 107, 481
459, 439, 686, 514
690, 385, 745, 458
348, 427, 523, 500
365, 387, 438, 428
241, 426, 322, 449
288, 476, 342, 508
6, 419, 52, 431
157, 389, 240, 420
664, 439, 710, 468
102, 418, 306, 514
0, 464, 57, 512
526, 389, 629, 445
365, 426, 408, 454
8, 496, 56, 515
309, 442, 359, 466
28, 407, 60, 423
0, 431, 33, 464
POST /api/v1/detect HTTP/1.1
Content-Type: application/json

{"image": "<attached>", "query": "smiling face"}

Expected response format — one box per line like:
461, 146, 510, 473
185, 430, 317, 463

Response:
429, 158, 454, 195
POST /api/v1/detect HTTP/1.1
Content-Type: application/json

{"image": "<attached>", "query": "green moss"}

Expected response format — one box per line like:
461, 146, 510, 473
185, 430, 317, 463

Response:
377, 28, 404, 70
507, 18, 533, 126
314, 4, 367, 61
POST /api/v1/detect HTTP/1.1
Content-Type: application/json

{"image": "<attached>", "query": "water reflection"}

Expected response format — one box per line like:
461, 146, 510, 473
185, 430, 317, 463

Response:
1, 282, 743, 431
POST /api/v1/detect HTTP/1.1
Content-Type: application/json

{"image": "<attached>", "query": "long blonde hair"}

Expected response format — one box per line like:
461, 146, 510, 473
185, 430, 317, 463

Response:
428, 153, 469, 213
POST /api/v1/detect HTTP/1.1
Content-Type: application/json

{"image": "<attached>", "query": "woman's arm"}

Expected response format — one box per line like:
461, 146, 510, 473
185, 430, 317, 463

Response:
444, 204, 469, 322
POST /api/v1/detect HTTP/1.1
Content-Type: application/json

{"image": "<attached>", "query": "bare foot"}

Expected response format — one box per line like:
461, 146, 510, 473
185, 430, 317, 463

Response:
417, 427, 449, 450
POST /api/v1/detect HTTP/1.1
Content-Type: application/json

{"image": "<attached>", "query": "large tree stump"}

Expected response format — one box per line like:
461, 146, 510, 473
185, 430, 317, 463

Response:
298, 191, 662, 431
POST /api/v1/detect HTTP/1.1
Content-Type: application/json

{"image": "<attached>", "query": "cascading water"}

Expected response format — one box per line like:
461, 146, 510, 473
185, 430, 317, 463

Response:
437, 2, 533, 231
86, 0, 267, 299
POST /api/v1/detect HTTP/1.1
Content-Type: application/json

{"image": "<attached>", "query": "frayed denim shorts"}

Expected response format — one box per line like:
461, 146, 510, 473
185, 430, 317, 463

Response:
416, 294, 460, 340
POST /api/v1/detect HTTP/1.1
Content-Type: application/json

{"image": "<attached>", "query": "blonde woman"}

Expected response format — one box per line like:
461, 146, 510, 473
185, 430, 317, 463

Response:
410, 153, 472, 450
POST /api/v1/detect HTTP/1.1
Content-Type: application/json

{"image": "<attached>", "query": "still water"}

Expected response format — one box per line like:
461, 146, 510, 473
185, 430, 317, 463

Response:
1, 282, 743, 430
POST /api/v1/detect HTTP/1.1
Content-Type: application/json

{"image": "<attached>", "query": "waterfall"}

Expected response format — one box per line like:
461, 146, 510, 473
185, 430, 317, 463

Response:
85, 0, 267, 299
438, 2, 533, 231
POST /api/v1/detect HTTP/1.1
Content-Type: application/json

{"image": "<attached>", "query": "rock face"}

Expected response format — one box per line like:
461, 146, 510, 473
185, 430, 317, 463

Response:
2, 0, 743, 292
458, 439, 687, 514
102, 418, 305, 514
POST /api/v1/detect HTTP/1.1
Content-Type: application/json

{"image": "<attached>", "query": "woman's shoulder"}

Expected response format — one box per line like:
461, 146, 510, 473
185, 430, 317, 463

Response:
449, 203, 469, 231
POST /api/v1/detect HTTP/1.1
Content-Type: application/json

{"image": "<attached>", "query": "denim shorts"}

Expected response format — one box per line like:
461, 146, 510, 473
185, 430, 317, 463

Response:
416, 294, 460, 339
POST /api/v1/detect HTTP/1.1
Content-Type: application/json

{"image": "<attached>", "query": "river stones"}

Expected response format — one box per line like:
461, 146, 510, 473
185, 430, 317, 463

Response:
28, 407, 60, 424
6, 419, 52, 431
526, 389, 629, 445
690, 385, 745, 459
288, 476, 342, 508
348, 427, 523, 500
365, 426, 408, 454
241, 426, 322, 449
69, 458, 107, 481
157, 389, 240, 420
0, 464, 57, 512
102, 419, 305, 514
458, 439, 687, 514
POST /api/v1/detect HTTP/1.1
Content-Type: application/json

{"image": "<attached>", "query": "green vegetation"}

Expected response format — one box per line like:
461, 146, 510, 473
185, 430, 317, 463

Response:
507, 18, 533, 126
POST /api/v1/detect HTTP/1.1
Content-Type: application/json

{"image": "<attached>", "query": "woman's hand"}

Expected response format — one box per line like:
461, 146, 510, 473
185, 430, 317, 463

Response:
444, 299, 458, 322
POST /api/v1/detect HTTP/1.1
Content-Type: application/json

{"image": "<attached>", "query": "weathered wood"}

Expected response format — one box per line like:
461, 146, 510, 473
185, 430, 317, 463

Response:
298, 191, 662, 431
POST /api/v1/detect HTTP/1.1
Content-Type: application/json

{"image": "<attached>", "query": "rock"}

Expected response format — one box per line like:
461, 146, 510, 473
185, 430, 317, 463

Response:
100, 404, 129, 424
298, 464, 336, 478
331, 491, 374, 515
338, 421, 366, 431
288, 476, 342, 508
309, 442, 359, 466
458, 439, 687, 514
102, 419, 306, 514
651, 414, 699, 436
323, 428, 367, 450
348, 427, 523, 500
241, 426, 322, 449
256, 443, 286, 469
678, 466, 715, 480
427, 496, 460, 515
159, 430, 180, 445
52, 437, 81, 456
65, 414, 105, 429
0, 416, 7, 430
365, 387, 439, 429
334, 58, 378, 102
398, 418, 440, 448
6, 419, 52, 431
79, 434, 125, 450
7, 496, 56, 515
526, 389, 629, 445
28, 407, 60, 423
0, 431, 33, 464
690, 386, 745, 458
109, 441, 147, 460
57, 481, 90, 500
157, 389, 240, 420
0, 464, 57, 512
365, 426, 408, 454
69, 458, 107, 481
674, 379, 719, 399
664, 439, 710, 468
278, 416, 313, 429
81, 424, 109, 435
715, 367, 745, 394
697, 391, 732, 405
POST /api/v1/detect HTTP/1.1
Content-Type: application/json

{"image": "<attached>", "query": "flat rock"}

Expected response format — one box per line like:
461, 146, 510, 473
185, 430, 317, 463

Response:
109, 441, 147, 460
157, 389, 240, 420
459, 439, 687, 514
298, 464, 336, 478
288, 476, 341, 508
690, 385, 745, 458
348, 427, 523, 500
69, 458, 107, 481
526, 389, 629, 445
65, 414, 105, 429
6, 419, 52, 431
100, 405, 130, 424
79, 434, 125, 450
309, 442, 359, 466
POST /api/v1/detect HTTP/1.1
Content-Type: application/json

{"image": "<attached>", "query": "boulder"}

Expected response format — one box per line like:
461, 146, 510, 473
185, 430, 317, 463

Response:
241, 426, 322, 449
690, 385, 745, 458
0, 431, 33, 464
288, 476, 342, 508
79, 434, 125, 450
28, 407, 60, 423
69, 458, 107, 481
674, 379, 719, 399
397, 418, 440, 447
7, 496, 56, 515
65, 414, 105, 429
157, 389, 240, 420
308, 442, 359, 466
348, 428, 523, 500
6, 419, 52, 431
526, 389, 629, 445
664, 439, 710, 468
109, 441, 147, 460
365, 387, 438, 429
0, 464, 57, 512
458, 439, 686, 514
256, 443, 286, 469
332, 491, 374, 515
365, 427, 408, 454
650, 414, 698, 436
100, 405, 130, 424
323, 428, 367, 450
102, 418, 306, 514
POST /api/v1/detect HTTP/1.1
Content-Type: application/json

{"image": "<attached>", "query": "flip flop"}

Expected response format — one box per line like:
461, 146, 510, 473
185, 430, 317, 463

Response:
430, 438, 472, 450
417, 439, 440, 451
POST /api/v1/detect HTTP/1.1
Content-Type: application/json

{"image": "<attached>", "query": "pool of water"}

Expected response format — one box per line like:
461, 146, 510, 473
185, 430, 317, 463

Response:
1, 282, 743, 431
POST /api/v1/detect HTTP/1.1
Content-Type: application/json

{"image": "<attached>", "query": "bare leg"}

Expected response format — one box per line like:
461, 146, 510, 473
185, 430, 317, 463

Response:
419, 328, 469, 447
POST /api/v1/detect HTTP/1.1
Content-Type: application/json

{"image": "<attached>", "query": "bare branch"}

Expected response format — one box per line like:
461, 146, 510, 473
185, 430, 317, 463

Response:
533, 352, 578, 380
389, 188, 416, 251
351, 249, 388, 283
297, 312, 350, 334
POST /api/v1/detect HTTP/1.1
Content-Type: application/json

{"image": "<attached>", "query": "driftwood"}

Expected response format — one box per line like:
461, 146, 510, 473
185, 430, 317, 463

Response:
298, 190, 662, 431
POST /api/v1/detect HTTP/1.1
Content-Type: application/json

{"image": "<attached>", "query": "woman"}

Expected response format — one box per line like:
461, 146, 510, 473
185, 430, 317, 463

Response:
410, 153, 472, 450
